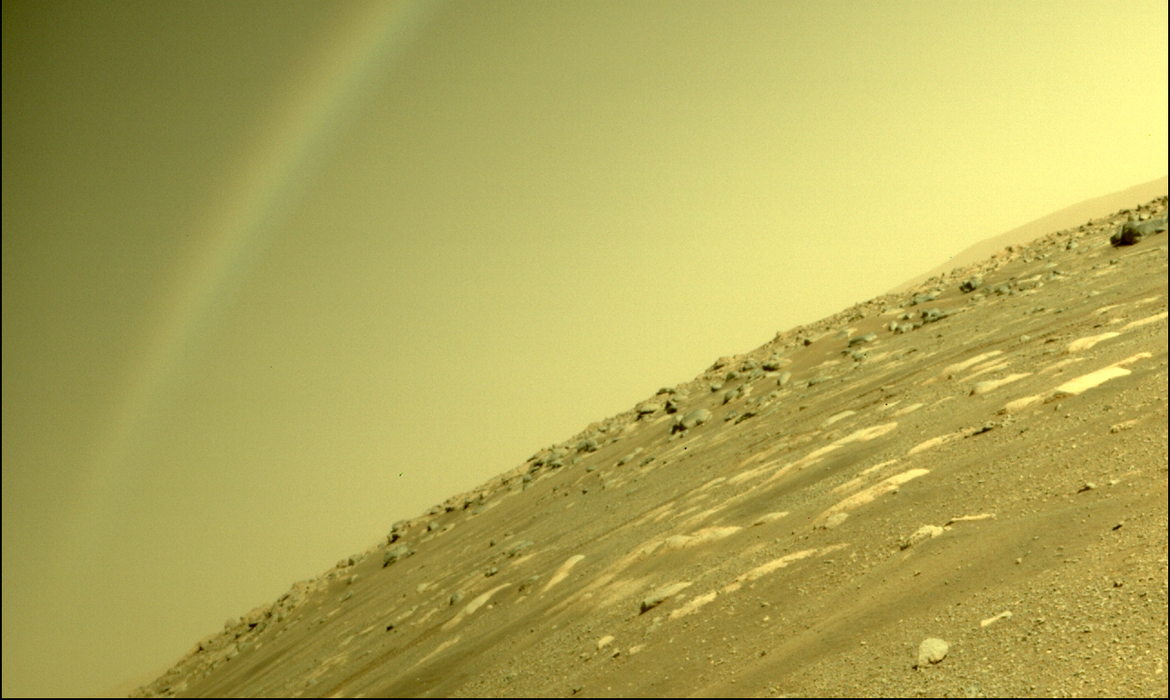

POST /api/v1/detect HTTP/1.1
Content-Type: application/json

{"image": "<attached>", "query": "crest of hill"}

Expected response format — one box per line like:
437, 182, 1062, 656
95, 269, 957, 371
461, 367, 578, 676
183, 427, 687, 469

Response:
133, 190, 1168, 698
889, 175, 1168, 294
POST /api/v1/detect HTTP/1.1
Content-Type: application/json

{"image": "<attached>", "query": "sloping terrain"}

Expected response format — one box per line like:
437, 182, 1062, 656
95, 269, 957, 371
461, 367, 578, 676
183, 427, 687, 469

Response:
136, 196, 1168, 698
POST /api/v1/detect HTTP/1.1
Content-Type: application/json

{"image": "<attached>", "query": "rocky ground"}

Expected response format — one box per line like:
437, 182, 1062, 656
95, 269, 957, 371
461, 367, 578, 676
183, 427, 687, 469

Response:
135, 196, 1168, 698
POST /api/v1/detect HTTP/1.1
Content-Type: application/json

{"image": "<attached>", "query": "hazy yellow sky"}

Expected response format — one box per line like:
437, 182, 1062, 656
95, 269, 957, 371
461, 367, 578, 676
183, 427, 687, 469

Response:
2, 1, 1166, 696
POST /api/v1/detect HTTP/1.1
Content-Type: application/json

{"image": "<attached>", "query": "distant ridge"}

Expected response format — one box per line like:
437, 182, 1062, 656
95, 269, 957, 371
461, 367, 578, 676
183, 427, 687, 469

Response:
888, 175, 1169, 293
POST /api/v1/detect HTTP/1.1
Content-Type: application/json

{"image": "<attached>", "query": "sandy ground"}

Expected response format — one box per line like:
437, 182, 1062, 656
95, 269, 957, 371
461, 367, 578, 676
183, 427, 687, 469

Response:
135, 196, 1168, 698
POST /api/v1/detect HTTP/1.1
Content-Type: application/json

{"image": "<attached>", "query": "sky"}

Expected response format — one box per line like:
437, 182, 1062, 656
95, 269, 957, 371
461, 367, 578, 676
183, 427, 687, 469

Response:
2, 1, 1167, 696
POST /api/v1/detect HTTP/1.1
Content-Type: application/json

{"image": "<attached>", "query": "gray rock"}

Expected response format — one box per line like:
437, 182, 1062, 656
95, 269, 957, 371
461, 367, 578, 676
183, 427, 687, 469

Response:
576, 438, 599, 453
616, 447, 643, 466
636, 402, 664, 419
671, 408, 712, 434
639, 582, 691, 613
848, 332, 877, 346
777, 371, 792, 387
427, 520, 441, 532
722, 385, 745, 404
911, 291, 939, 305
916, 638, 949, 668
762, 355, 789, 371
959, 276, 983, 293
920, 308, 952, 324
506, 540, 535, 558
382, 543, 413, 567
449, 591, 465, 606
1111, 216, 1167, 246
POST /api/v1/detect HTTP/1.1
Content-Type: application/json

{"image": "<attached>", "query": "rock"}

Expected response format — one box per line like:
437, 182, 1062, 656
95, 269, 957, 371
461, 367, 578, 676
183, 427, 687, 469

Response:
597, 635, 615, 650
899, 525, 944, 549
506, 540, 535, 557
635, 402, 662, 416
911, 291, 939, 305
762, 355, 789, 371
449, 591, 465, 606
1111, 217, 1167, 246
576, 438, 599, 453
722, 386, 745, 404
517, 575, 542, 593
848, 332, 877, 346
916, 638, 949, 668
427, 521, 440, 532
920, 308, 952, 324
382, 543, 413, 567
777, 371, 792, 387
959, 276, 983, 293
640, 582, 692, 613
671, 408, 712, 434
616, 447, 643, 466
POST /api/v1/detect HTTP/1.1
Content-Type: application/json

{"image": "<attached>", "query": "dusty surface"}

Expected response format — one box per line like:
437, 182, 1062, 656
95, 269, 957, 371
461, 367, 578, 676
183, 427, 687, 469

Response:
136, 197, 1168, 698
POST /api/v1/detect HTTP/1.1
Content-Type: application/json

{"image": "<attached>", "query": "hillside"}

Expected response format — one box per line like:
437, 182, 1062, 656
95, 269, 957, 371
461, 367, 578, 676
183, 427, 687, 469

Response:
136, 196, 1168, 698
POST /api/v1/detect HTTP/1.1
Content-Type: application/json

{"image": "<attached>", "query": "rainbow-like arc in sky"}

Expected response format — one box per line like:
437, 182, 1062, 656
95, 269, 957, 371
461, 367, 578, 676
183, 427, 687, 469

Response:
75, 0, 444, 537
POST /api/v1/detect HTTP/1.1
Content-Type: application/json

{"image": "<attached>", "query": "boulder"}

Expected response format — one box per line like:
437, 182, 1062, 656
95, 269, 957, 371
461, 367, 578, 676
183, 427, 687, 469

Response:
671, 408, 712, 434
1111, 217, 1167, 246
382, 543, 413, 567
